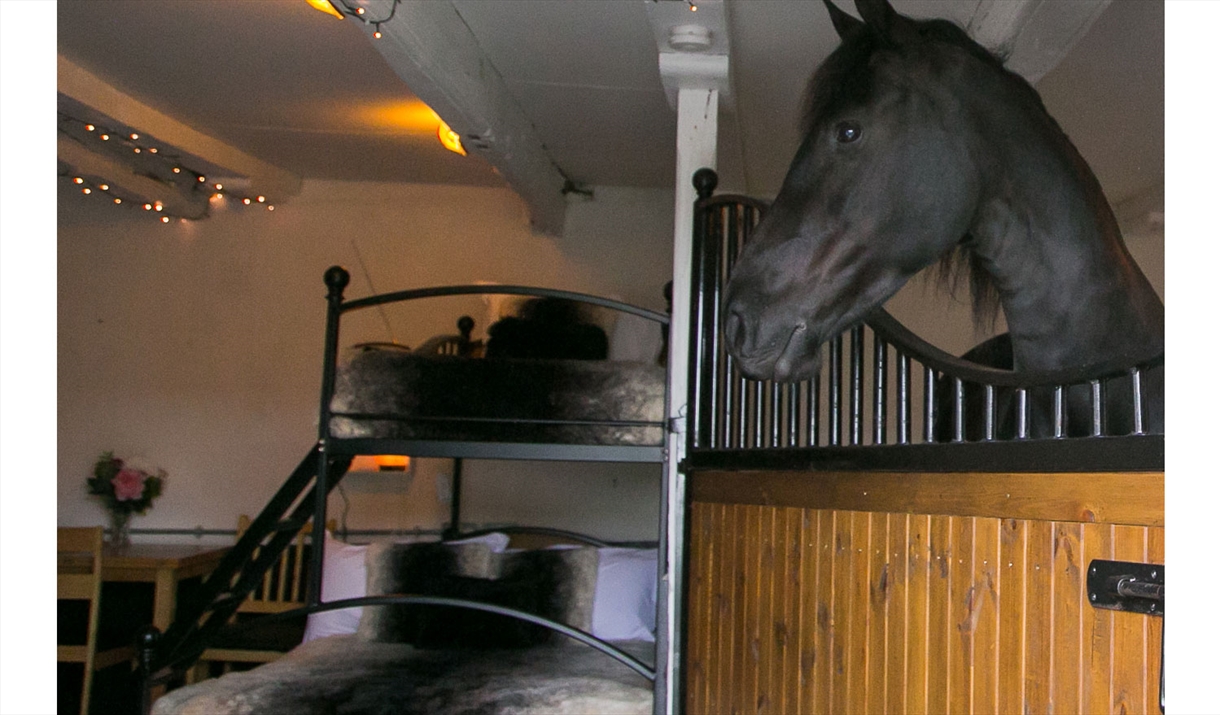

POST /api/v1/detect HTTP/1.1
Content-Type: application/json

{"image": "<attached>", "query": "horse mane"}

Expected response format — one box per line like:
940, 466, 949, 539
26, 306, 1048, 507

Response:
800, 13, 1086, 332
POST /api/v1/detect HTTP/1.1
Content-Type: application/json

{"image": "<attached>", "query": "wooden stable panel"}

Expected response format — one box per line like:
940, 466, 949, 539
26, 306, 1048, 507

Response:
685, 472, 1163, 715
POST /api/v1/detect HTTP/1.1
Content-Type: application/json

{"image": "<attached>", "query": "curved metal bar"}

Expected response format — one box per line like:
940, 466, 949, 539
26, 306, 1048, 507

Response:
163, 596, 656, 682
340, 283, 670, 325
865, 309, 1163, 389
448, 526, 616, 548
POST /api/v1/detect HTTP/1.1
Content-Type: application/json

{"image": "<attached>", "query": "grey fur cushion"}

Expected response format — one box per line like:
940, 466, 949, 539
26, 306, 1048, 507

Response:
357, 542, 599, 649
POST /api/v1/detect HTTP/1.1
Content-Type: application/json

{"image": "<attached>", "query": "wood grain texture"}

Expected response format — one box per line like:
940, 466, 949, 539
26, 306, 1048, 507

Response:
691, 470, 1163, 526
685, 488, 1163, 715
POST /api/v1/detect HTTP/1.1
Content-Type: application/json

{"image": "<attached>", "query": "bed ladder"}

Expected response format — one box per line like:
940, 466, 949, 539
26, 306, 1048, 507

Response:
140, 446, 353, 683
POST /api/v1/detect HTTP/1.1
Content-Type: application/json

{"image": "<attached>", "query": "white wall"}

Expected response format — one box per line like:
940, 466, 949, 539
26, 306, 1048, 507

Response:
57, 179, 676, 543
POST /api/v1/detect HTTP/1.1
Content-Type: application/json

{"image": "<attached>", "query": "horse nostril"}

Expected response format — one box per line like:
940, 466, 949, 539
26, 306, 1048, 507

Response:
724, 308, 747, 353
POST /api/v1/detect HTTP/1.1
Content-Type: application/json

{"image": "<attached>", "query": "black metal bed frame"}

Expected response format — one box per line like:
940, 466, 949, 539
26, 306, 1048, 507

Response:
682, 168, 1164, 474
138, 270, 671, 713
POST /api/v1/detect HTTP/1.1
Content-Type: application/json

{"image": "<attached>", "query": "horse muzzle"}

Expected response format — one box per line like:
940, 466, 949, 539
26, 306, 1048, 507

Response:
724, 309, 820, 382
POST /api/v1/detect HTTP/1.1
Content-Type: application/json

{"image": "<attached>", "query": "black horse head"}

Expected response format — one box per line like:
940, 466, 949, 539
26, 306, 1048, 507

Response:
723, 0, 1162, 383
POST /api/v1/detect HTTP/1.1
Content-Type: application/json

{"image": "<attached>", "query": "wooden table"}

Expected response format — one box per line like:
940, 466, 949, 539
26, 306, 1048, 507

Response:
101, 543, 230, 632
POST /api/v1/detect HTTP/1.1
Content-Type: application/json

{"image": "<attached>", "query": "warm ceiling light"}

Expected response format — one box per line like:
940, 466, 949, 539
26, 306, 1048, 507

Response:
305, 0, 344, 19
437, 120, 466, 156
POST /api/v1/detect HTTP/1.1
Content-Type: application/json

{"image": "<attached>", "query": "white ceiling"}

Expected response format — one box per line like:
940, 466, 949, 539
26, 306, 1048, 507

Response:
56, 0, 1163, 212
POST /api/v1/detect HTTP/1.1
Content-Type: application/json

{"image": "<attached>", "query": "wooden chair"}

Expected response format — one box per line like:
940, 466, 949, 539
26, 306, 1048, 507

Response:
192, 515, 331, 677
58, 527, 136, 715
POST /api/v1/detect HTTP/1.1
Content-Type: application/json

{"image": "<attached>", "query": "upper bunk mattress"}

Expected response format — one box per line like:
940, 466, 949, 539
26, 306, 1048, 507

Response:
329, 348, 666, 446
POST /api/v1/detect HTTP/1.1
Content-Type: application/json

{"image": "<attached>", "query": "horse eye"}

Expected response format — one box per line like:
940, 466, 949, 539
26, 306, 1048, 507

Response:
835, 121, 862, 144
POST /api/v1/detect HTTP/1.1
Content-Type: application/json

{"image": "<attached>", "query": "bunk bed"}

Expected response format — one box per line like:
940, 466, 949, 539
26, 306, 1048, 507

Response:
141, 273, 672, 715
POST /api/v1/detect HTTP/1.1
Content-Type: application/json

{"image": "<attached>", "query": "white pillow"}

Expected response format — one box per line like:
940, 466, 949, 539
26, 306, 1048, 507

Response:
590, 547, 658, 642
301, 531, 368, 643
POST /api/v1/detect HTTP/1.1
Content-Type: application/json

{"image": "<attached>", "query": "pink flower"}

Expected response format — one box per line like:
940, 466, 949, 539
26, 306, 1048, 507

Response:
112, 468, 147, 501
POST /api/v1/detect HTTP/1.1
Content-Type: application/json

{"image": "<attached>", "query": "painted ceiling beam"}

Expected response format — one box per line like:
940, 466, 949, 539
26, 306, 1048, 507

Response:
58, 135, 209, 220
966, 0, 1112, 83
354, 0, 567, 236
57, 55, 302, 201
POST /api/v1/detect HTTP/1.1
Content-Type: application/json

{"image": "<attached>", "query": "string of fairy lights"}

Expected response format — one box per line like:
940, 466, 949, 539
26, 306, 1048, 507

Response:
322, 0, 401, 39
58, 111, 277, 224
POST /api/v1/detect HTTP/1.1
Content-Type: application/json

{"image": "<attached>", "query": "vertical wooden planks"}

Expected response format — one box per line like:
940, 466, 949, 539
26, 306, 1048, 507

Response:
997, 518, 1028, 715
948, 516, 975, 715
1025, 520, 1054, 714
1110, 525, 1148, 714
1146, 526, 1165, 715
907, 513, 932, 715
830, 511, 854, 714
1051, 521, 1084, 714
884, 512, 910, 715
866, 512, 889, 714
684, 502, 1164, 715
757, 507, 777, 714
1082, 523, 1114, 715
808, 508, 835, 715
846, 512, 872, 713
926, 514, 952, 714
971, 516, 1001, 715
780, 508, 804, 714
685, 503, 709, 714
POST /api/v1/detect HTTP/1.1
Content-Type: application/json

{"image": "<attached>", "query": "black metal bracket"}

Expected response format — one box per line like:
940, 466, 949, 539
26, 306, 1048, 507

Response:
1087, 559, 1163, 615
1087, 558, 1165, 713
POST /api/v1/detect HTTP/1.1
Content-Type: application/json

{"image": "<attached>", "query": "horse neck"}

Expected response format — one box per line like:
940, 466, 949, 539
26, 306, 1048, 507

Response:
970, 117, 1163, 373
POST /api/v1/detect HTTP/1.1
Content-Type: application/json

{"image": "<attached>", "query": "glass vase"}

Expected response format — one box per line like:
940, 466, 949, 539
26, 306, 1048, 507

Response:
109, 510, 132, 548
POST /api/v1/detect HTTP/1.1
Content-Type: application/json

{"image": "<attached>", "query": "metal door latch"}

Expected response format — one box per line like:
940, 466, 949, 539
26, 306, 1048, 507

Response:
1087, 559, 1164, 713
1087, 559, 1163, 614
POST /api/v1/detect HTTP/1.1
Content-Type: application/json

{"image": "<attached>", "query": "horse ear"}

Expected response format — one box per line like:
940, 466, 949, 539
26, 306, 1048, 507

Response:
823, 0, 865, 40
854, 0, 913, 42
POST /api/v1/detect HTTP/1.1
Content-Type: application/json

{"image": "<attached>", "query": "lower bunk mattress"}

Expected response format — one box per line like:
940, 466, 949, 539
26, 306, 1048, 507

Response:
152, 635, 654, 715
328, 349, 666, 446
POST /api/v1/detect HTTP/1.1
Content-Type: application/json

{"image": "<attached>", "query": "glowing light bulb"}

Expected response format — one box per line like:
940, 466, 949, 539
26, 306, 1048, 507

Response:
356, 7, 364, 14
100, 134, 110, 140
172, 167, 181, 174
133, 147, 142, 153
161, 216, 170, 223
198, 176, 206, 183
99, 184, 109, 191
130, 133, 139, 140
256, 195, 265, 203
144, 203, 153, 211
154, 203, 163, 211
373, 29, 382, 38
85, 124, 95, 131
241, 197, 251, 205
114, 198, 122, 204
689, 3, 697, 11
267, 205, 275, 211
305, 0, 345, 19
149, 148, 158, 154
437, 120, 466, 156
214, 183, 223, 191
73, 177, 84, 184
82, 188, 92, 194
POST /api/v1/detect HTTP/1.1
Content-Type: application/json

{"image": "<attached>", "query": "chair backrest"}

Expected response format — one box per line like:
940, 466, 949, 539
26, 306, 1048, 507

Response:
234, 516, 331, 614
58, 526, 105, 715
58, 526, 104, 602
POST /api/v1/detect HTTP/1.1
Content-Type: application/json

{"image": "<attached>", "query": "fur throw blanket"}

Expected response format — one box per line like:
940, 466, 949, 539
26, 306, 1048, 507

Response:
152, 635, 652, 715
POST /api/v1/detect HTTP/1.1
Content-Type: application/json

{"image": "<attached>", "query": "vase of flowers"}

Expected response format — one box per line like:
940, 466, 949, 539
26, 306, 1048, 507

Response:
87, 451, 166, 547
